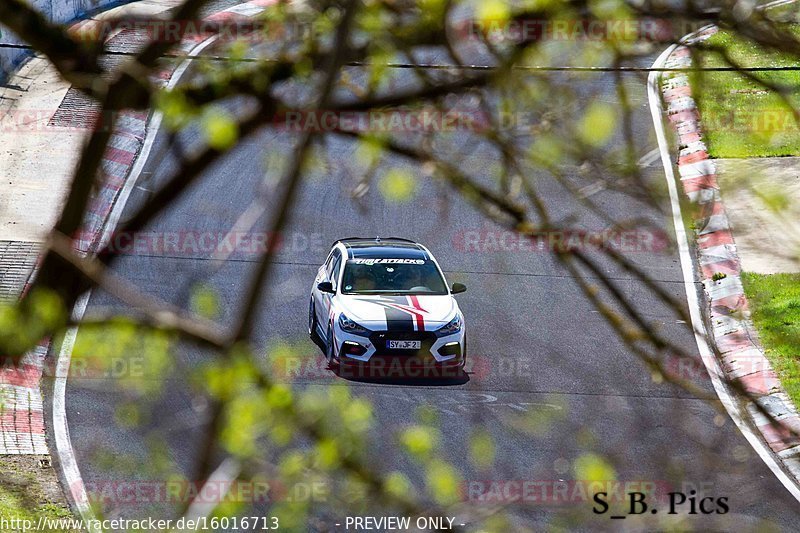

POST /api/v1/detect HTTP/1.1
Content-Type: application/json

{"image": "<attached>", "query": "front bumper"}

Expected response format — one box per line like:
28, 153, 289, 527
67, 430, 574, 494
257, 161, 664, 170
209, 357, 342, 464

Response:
331, 321, 465, 375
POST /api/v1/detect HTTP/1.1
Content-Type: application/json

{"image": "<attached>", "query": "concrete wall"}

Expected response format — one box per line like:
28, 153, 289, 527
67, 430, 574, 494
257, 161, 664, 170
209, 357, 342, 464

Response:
0, 0, 133, 83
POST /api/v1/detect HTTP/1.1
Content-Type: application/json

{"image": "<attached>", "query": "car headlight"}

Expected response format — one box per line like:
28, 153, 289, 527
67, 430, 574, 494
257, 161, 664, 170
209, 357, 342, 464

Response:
338, 313, 370, 336
436, 314, 463, 337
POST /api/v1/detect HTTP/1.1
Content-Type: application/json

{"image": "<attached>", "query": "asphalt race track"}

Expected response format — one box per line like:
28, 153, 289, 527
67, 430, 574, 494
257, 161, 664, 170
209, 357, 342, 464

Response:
59, 21, 800, 531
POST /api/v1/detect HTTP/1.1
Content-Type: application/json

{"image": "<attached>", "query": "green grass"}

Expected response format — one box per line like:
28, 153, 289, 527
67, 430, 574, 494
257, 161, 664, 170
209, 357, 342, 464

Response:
694, 29, 800, 157
741, 272, 800, 405
0, 458, 80, 532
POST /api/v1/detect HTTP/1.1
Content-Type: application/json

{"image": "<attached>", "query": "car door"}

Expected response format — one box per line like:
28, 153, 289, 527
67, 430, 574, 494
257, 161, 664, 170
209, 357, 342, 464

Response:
316, 248, 341, 328
313, 250, 333, 325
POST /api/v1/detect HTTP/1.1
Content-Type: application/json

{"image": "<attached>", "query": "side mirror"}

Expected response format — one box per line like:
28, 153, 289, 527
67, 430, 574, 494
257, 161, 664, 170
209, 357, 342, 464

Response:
317, 281, 335, 294
451, 282, 466, 294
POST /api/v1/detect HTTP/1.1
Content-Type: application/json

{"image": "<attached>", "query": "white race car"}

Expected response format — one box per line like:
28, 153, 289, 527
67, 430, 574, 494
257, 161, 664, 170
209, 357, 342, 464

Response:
309, 237, 466, 375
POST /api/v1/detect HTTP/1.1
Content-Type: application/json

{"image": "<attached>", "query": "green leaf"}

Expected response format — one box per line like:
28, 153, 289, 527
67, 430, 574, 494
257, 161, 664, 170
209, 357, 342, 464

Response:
356, 136, 385, 166
222, 394, 263, 457
399, 425, 438, 458
573, 452, 616, 484
578, 102, 616, 147
202, 108, 239, 150
279, 451, 306, 478
476, 0, 511, 28
383, 471, 412, 499
190, 284, 220, 319
156, 90, 194, 130
418, 0, 447, 21
267, 384, 294, 409
341, 398, 373, 433
29, 288, 65, 328
529, 133, 563, 166
426, 460, 461, 505
379, 169, 417, 202
314, 438, 340, 469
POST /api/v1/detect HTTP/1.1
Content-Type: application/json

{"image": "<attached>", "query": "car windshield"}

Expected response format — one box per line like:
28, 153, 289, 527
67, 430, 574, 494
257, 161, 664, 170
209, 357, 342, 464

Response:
341, 258, 448, 295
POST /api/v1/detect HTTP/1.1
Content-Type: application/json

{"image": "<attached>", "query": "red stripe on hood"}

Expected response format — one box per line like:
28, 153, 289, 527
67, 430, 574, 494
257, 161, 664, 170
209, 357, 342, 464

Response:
407, 295, 426, 331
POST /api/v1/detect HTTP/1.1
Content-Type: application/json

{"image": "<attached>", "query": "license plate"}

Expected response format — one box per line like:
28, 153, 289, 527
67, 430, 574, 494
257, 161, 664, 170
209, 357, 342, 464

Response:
387, 340, 421, 350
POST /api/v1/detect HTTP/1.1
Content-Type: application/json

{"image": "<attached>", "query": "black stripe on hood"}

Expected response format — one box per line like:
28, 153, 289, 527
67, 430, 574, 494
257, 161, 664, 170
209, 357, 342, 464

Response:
357, 296, 414, 331
383, 304, 413, 331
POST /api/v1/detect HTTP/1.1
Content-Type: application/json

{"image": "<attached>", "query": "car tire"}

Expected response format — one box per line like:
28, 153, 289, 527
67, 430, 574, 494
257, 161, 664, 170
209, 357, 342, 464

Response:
326, 322, 338, 366
308, 298, 318, 338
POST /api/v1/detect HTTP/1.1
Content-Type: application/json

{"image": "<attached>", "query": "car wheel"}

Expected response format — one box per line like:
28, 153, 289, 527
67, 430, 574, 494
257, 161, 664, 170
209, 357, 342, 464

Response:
326, 322, 337, 365
308, 298, 318, 338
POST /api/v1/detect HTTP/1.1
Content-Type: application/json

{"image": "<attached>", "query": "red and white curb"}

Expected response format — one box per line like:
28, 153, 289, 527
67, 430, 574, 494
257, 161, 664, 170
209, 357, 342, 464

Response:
0, 342, 48, 454
0, 0, 276, 461
658, 29, 800, 483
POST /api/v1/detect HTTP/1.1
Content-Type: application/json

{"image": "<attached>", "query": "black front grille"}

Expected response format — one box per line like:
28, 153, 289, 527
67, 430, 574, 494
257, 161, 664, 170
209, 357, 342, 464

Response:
369, 331, 436, 357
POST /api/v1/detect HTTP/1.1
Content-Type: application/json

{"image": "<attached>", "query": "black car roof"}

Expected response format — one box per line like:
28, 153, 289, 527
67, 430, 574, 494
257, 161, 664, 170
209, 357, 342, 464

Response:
335, 238, 429, 260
